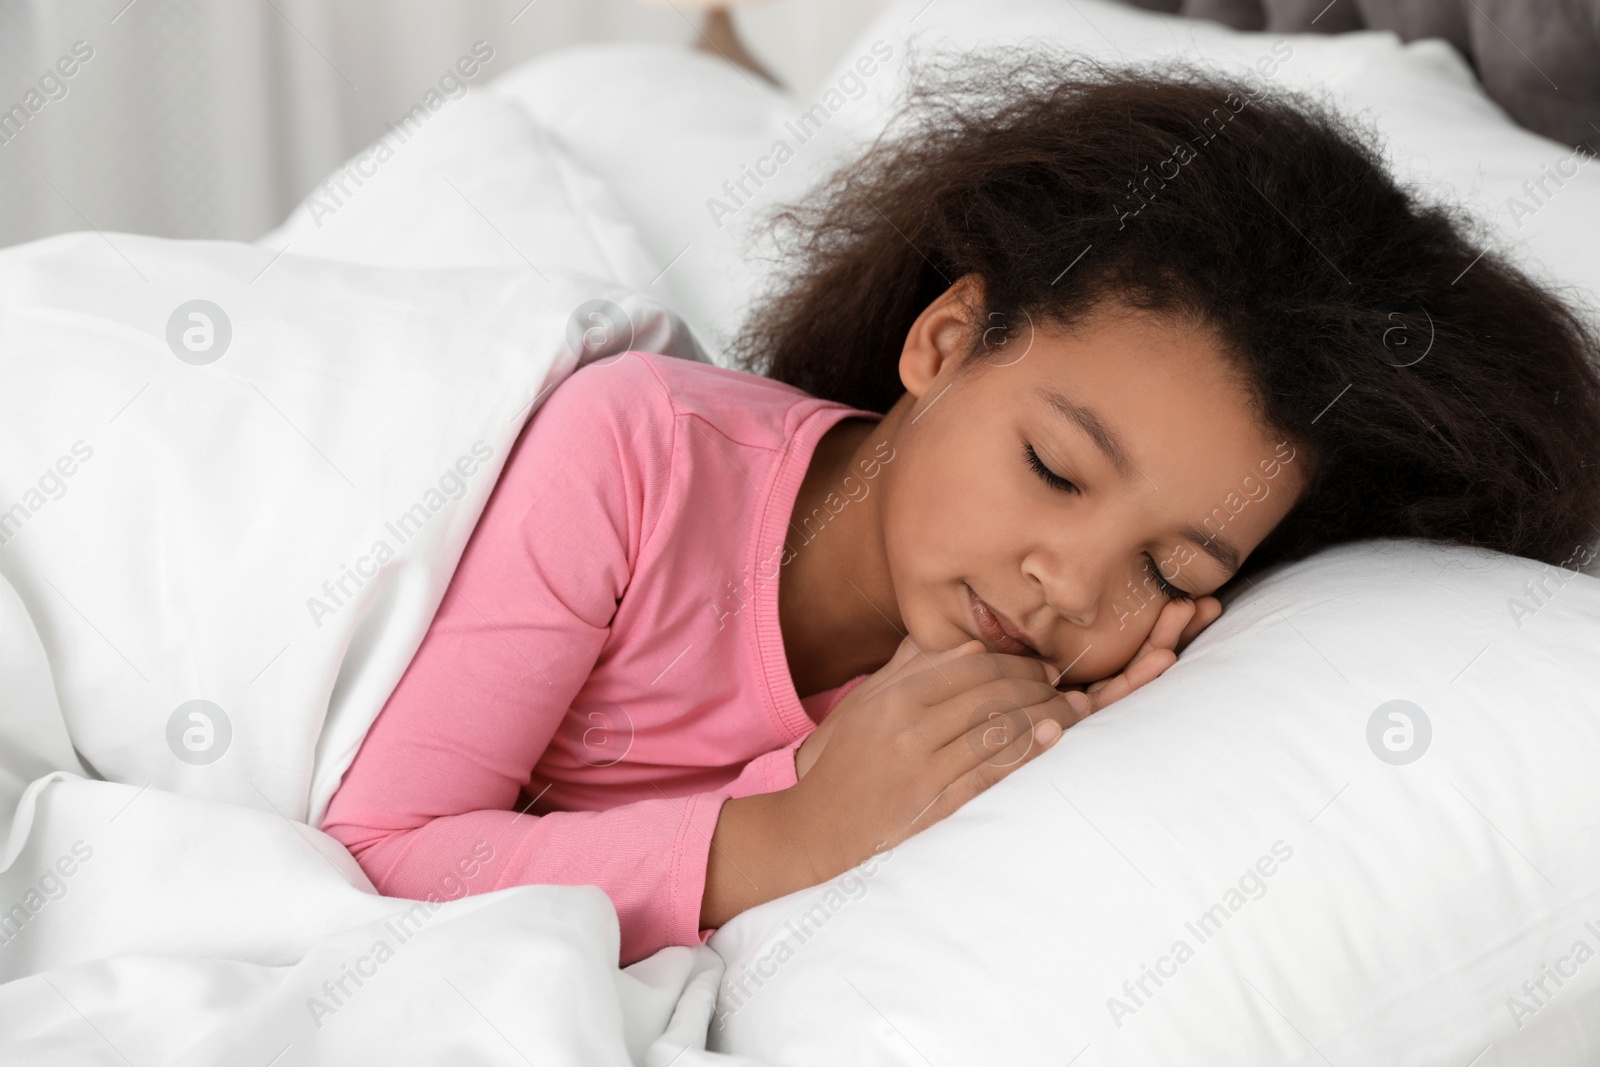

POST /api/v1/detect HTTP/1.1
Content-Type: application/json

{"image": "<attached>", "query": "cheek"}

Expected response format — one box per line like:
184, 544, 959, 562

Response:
887, 424, 1011, 564
880, 419, 1024, 638
881, 471, 963, 617
1058, 600, 1162, 684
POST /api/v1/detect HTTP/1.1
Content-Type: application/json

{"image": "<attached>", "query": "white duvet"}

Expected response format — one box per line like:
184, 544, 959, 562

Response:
0, 95, 759, 1065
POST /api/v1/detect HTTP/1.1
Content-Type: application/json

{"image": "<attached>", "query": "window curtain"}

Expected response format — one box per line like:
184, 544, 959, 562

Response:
0, 0, 883, 248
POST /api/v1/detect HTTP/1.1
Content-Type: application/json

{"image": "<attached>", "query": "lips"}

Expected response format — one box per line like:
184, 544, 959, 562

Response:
967, 584, 1039, 656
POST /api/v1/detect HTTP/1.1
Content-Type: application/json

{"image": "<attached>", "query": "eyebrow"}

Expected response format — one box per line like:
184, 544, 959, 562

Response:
1033, 383, 1139, 481
1032, 383, 1243, 578
1177, 521, 1241, 576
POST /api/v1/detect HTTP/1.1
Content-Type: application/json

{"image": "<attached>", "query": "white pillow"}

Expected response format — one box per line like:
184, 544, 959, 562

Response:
709, 537, 1600, 1064
259, 90, 663, 290
489, 43, 891, 364
487, 3, 1600, 414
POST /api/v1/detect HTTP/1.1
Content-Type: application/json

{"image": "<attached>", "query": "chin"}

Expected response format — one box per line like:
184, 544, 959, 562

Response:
906, 596, 971, 657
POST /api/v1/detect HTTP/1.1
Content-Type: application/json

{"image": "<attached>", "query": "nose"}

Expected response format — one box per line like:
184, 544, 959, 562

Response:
1021, 539, 1104, 631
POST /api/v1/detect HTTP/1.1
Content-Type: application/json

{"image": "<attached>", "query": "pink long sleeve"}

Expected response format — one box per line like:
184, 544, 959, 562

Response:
321, 351, 878, 964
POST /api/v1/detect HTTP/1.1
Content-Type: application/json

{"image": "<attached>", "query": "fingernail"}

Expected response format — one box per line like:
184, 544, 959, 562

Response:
1037, 719, 1062, 744
1065, 691, 1091, 716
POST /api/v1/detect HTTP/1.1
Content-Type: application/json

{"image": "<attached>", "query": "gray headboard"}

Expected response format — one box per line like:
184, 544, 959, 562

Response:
1119, 0, 1600, 150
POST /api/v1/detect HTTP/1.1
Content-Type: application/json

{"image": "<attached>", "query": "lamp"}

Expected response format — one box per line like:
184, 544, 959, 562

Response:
638, 0, 783, 87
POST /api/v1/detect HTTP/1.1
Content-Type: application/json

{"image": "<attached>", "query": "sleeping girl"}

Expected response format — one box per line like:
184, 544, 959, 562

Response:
320, 50, 1600, 966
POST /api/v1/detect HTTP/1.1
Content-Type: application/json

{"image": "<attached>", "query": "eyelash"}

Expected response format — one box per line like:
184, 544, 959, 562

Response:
1023, 442, 1194, 602
1024, 442, 1078, 493
1147, 557, 1193, 601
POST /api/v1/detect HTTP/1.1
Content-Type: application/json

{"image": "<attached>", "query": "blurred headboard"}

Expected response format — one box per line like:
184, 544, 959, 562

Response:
1119, 0, 1600, 150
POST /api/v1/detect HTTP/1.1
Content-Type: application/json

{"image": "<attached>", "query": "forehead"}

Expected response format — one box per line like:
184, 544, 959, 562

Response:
999, 306, 1261, 429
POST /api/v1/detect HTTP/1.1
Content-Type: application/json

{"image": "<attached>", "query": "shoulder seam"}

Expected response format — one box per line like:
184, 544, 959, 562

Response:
634, 353, 680, 560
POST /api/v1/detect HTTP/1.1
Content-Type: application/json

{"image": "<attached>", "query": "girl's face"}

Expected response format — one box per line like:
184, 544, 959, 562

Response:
878, 277, 1309, 686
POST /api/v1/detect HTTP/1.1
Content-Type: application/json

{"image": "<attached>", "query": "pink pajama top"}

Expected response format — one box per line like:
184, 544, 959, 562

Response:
320, 350, 880, 965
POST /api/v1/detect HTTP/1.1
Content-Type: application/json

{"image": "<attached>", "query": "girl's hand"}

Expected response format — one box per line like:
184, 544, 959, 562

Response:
794, 635, 1059, 779
797, 596, 1221, 778
774, 639, 1082, 890
1059, 595, 1222, 714
796, 636, 936, 780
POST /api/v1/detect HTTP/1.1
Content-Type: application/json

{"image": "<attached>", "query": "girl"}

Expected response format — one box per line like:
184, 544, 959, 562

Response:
321, 51, 1600, 966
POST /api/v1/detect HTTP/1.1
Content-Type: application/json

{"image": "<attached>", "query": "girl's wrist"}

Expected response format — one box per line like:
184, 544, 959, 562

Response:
701, 790, 814, 929
795, 728, 824, 779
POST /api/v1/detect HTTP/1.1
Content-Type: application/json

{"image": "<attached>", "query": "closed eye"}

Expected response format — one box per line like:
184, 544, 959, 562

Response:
1027, 441, 1196, 602
1024, 442, 1078, 493
1145, 553, 1194, 601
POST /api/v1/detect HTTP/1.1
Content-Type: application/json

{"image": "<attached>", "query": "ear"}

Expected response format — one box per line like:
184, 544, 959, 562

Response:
898, 273, 986, 399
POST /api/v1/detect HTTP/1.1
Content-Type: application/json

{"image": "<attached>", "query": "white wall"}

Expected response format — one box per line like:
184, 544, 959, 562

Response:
0, 0, 892, 248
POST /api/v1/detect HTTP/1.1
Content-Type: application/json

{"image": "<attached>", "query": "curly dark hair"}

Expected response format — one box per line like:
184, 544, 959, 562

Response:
726, 46, 1600, 579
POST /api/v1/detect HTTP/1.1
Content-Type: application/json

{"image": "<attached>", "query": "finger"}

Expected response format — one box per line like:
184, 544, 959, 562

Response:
877, 639, 989, 699
1083, 672, 1128, 709
1083, 623, 1182, 697
1104, 600, 1192, 684
886, 634, 936, 674
934, 685, 1077, 779
1147, 597, 1197, 652
919, 673, 1070, 752
921, 637, 988, 667
1125, 645, 1178, 689
1075, 599, 1201, 710
1086, 647, 1177, 711
898, 649, 1056, 708
917, 710, 1064, 831
1060, 688, 1092, 718
887, 634, 922, 666
1175, 597, 1223, 651
897, 637, 986, 679
1104, 598, 1200, 689
951, 693, 1072, 770
860, 636, 981, 702
1082, 650, 1147, 702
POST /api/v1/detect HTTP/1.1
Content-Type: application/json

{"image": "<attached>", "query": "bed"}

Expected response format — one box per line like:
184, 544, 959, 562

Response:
1, 0, 1598, 1063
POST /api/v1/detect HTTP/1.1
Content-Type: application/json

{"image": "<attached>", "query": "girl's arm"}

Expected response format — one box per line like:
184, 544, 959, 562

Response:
320, 359, 752, 965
